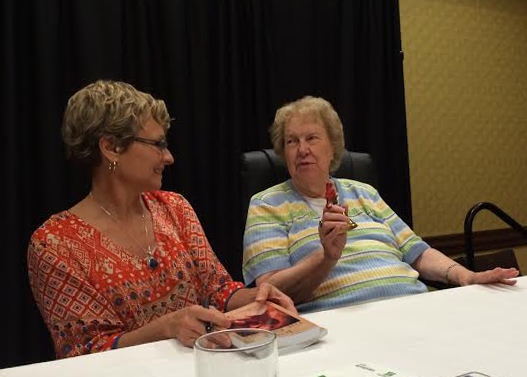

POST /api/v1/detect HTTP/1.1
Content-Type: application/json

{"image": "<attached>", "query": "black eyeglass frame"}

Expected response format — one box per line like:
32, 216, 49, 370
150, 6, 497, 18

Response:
133, 136, 169, 152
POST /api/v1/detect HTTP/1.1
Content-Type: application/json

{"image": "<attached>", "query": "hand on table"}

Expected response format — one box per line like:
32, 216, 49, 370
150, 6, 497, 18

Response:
460, 267, 519, 286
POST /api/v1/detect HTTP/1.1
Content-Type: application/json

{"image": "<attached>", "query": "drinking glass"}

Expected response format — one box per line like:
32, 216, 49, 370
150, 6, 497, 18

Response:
194, 328, 278, 377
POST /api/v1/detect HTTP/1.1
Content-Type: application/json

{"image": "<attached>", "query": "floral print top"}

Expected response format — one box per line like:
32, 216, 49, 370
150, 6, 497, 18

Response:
28, 191, 244, 358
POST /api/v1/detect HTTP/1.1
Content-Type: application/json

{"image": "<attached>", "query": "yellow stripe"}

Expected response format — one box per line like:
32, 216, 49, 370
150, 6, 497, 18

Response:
249, 201, 309, 217
344, 240, 401, 254
349, 221, 391, 231
313, 265, 419, 297
244, 238, 288, 261
394, 227, 414, 243
289, 227, 319, 243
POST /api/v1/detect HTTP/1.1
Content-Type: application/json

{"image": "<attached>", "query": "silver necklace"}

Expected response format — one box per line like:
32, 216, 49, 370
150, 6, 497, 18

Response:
89, 192, 159, 269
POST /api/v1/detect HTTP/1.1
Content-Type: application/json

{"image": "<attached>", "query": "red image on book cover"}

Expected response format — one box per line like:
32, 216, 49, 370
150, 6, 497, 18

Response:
230, 304, 299, 336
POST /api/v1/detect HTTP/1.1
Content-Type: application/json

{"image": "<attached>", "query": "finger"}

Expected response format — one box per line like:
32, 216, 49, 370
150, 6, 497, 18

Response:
179, 327, 205, 348
322, 210, 349, 223
255, 283, 271, 303
194, 306, 231, 328
320, 228, 342, 247
263, 285, 296, 311
186, 316, 210, 336
502, 268, 520, 277
325, 223, 349, 238
489, 267, 519, 280
320, 220, 348, 238
200, 332, 232, 349
324, 204, 347, 214
474, 268, 519, 285
321, 212, 353, 233
271, 292, 296, 314
181, 337, 195, 348
319, 222, 333, 237
255, 283, 296, 314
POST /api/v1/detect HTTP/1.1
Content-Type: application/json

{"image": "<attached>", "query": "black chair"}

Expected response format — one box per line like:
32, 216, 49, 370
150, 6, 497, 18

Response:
461, 202, 525, 274
240, 149, 377, 226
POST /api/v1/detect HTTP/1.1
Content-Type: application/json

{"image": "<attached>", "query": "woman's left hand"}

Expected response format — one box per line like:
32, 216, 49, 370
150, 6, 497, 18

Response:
255, 282, 297, 314
461, 267, 519, 286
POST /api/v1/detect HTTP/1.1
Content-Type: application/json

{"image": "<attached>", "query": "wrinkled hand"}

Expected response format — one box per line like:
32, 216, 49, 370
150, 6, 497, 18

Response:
461, 267, 519, 286
255, 282, 297, 314
161, 305, 231, 347
319, 203, 350, 260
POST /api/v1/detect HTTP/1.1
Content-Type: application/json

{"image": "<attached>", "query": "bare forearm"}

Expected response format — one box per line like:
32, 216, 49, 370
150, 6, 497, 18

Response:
258, 249, 338, 303
412, 248, 473, 285
225, 287, 257, 311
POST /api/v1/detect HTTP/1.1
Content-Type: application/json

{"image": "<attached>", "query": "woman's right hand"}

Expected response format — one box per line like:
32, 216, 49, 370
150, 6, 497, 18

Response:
318, 203, 350, 261
160, 305, 231, 347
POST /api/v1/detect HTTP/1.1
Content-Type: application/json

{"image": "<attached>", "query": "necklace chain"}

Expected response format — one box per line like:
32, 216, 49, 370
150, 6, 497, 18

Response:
89, 192, 158, 267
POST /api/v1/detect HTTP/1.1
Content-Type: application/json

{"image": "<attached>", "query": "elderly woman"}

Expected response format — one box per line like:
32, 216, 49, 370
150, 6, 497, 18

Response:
28, 80, 294, 358
242, 96, 518, 313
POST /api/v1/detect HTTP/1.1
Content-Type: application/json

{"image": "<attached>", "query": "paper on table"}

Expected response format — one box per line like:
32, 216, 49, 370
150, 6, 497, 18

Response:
302, 362, 417, 377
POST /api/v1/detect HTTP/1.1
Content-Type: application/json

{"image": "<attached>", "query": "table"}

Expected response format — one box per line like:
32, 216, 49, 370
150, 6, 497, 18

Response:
3, 277, 526, 377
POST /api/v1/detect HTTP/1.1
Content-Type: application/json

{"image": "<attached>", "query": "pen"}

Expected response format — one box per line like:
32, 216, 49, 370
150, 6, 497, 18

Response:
202, 296, 214, 333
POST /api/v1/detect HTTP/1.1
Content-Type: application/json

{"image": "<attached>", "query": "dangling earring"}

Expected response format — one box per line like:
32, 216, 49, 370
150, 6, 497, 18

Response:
108, 161, 117, 173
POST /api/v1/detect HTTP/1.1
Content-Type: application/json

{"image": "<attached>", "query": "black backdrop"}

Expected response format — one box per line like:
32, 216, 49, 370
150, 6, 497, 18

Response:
1, 0, 411, 368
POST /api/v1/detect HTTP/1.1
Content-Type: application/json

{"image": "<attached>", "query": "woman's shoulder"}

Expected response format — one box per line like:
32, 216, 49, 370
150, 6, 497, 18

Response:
31, 211, 78, 239
145, 190, 183, 203
28, 211, 84, 260
251, 180, 295, 204
335, 178, 378, 197
143, 190, 195, 216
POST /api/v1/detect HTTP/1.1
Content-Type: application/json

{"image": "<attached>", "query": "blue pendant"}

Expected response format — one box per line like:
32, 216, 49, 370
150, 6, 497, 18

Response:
148, 257, 159, 269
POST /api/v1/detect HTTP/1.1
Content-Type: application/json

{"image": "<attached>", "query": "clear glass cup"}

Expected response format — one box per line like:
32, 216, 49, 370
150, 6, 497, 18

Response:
194, 328, 278, 377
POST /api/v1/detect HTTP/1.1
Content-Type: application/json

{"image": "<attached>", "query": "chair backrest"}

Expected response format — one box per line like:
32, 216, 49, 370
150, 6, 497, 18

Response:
240, 149, 377, 226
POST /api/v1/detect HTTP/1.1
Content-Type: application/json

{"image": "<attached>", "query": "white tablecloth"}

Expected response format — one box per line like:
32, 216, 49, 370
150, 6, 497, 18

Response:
3, 277, 526, 377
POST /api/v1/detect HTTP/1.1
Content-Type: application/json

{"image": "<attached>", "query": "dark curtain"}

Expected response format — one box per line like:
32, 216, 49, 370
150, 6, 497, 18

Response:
1, 0, 410, 368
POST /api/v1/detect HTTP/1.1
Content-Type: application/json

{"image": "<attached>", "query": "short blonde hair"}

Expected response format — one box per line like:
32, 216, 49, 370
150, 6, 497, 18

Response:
62, 80, 171, 168
270, 96, 345, 172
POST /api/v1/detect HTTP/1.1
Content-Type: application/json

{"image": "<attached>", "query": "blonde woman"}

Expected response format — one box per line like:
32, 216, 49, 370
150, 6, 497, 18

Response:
28, 80, 293, 358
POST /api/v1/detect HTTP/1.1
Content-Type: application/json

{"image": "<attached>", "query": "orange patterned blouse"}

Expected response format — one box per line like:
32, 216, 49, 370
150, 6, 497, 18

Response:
28, 191, 244, 358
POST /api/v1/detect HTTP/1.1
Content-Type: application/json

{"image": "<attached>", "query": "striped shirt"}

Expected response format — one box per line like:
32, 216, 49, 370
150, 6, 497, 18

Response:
243, 178, 429, 313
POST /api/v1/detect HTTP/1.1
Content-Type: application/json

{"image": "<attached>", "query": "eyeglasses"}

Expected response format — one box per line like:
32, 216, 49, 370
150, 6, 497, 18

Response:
133, 136, 169, 152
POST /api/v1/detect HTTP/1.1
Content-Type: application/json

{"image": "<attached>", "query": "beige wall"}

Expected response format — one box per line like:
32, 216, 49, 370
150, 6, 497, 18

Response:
400, 0, 527, 237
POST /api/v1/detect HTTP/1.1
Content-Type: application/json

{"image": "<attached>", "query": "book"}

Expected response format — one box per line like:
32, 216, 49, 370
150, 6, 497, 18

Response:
225, 301, 327, 354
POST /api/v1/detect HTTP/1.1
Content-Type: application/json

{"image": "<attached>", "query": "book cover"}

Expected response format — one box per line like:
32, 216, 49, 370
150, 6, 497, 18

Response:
226, 301, 327, 354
